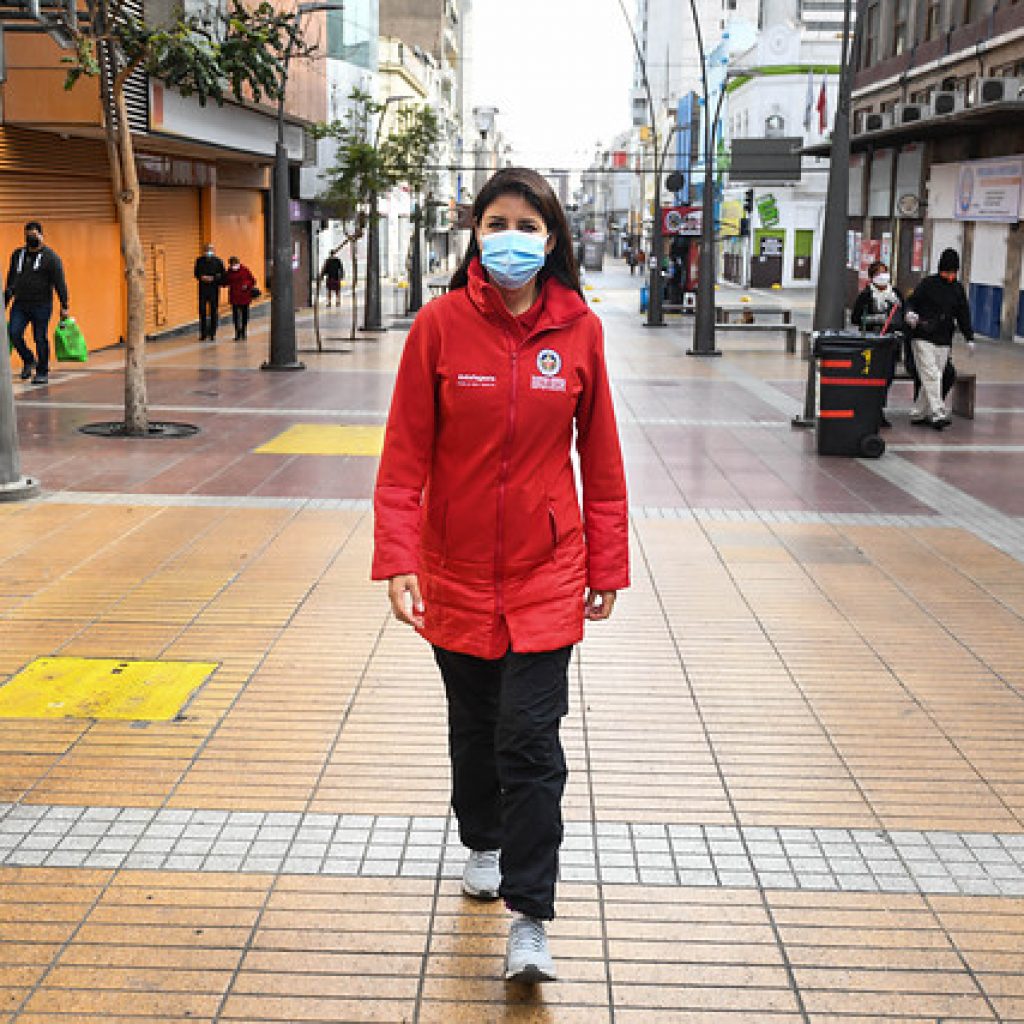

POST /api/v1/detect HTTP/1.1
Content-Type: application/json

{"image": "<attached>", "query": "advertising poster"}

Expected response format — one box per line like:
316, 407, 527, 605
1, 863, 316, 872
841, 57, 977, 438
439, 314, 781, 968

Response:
911, 225, 925, 273
858, 237, 881, 289
954, 158, 1023, 222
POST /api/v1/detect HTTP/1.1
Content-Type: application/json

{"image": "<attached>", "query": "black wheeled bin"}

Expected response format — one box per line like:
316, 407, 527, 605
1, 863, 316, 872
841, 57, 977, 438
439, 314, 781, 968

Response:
814, 331, 895, 458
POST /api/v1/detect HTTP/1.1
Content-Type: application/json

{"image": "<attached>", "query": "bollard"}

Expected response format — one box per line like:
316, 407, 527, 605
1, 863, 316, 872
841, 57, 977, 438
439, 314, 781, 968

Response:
0, 318, 41, 501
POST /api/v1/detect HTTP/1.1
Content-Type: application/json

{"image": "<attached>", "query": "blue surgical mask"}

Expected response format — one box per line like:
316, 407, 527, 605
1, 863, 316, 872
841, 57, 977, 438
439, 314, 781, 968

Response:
479, 230, 548, 289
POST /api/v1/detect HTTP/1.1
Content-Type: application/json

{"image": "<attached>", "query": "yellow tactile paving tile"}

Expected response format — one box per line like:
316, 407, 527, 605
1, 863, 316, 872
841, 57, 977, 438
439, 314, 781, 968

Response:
254, 423, 385, 456
0, 657, 218, 721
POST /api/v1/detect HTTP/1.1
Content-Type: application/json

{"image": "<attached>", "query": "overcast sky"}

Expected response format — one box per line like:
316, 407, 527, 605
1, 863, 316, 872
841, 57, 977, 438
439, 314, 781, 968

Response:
468, 0, 635, 172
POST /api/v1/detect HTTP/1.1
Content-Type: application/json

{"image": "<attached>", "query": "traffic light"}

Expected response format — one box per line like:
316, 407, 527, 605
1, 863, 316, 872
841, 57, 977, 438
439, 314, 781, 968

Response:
743, 188, 754, 214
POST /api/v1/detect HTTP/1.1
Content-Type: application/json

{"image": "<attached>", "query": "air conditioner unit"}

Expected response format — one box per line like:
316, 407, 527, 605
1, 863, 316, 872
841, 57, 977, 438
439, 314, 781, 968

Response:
931, 91, 966, 116
864, 111, 894, 131
894, 103, 925, 124
975, 77, 1024, 104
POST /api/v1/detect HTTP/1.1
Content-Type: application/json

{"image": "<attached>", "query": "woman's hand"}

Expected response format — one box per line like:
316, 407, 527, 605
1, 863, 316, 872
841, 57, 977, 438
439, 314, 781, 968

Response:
388, 574, 425, 629
585, 589, 617, 621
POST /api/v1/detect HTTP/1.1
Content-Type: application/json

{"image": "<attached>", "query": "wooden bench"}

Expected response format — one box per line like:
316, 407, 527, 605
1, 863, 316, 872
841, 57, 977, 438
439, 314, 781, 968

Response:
892, 369, 976, 418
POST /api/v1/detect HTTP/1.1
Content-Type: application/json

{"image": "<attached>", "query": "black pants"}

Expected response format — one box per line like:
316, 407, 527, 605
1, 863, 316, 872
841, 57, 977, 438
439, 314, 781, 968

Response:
9, 301, 51, 375
231, 304, 250, 338
434, 644, 571, 921
198, 287, 219, 338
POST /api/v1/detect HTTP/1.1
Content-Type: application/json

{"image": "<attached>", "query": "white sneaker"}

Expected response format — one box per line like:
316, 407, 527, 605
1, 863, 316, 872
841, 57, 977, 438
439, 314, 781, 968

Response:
461, 849, 500, 900
505, 915, 557, 982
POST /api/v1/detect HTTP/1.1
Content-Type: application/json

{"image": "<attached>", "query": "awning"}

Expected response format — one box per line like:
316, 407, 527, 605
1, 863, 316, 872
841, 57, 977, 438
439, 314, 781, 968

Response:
800, 99, 1024, 157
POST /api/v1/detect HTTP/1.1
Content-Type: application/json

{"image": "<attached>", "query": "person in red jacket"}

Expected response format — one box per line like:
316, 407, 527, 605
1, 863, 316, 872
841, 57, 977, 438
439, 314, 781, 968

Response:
372, 167, 629, 984
223, 256, 257, 340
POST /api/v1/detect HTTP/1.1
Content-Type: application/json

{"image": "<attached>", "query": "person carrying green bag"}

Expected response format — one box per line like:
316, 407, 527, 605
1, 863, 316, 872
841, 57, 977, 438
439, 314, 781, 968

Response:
54, 316, 88, 363
5, 221, 70, 385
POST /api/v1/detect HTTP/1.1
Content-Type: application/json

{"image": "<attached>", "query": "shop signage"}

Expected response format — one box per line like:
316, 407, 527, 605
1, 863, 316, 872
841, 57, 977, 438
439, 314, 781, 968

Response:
756, 194, 780, 228
954, 158, 1023, 223
661, 206, 701, 236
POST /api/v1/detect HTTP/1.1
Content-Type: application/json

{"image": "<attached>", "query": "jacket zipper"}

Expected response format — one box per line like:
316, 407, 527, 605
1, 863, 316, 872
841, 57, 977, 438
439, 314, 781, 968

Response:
495, 336, 519, 618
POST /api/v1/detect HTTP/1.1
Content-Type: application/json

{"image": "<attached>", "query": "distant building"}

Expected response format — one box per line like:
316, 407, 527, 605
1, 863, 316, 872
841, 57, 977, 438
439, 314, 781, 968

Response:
824, 0, 1024, 339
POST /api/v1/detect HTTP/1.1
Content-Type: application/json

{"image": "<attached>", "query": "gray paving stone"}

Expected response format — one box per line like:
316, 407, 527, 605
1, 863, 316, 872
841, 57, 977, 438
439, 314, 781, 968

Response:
204, 855, 245, 872
796, 873, 839, 890
401, 861, 440, 878
322, 858, 362, 874
242, 856, 284, 872
165, 855, 206, 870
677, 870, 718, 887
44, 850, 88, 867
361, 860, 400, 877
599, 866, 638, 883
283, 857, 323, 874
717, 871, 756, 887
639, 868, 677, 885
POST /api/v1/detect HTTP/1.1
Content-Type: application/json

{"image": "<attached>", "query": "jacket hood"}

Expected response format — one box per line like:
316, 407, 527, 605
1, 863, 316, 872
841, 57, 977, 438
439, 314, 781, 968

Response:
464, 256, 589, 335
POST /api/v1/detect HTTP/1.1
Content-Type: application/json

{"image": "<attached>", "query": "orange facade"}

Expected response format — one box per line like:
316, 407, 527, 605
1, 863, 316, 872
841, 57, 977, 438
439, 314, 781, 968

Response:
2, 11, 322, 364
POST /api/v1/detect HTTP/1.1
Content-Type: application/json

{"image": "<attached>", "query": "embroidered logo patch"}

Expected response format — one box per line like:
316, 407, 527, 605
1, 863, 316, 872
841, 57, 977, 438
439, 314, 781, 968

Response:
456, 373, 497, 388
531, 375, 566, 392
536, 349, 561, 377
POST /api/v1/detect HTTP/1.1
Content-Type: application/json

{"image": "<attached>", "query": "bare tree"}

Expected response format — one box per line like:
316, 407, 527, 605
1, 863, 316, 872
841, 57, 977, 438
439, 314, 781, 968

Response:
65, 0, 312, 434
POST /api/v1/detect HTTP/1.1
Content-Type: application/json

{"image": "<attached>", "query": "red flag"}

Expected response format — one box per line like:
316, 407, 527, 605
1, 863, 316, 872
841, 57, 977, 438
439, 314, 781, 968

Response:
817, 81, 828, 133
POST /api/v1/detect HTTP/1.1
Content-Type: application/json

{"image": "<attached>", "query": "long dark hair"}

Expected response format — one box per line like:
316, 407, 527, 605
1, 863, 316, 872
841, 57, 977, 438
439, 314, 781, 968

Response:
450, 167, 582, 297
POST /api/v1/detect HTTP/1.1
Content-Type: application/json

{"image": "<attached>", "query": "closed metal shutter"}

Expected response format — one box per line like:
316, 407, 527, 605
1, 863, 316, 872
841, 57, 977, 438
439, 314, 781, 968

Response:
137, 186, 202, 334
0, 174, 115, 223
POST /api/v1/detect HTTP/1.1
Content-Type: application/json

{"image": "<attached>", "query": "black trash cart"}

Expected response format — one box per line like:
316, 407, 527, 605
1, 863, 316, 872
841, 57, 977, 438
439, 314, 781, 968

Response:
814, 331, 895, 458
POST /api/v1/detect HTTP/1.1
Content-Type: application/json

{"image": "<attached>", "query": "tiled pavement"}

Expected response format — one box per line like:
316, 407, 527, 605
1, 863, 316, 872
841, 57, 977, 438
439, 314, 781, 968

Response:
3, 267, 1024, 1021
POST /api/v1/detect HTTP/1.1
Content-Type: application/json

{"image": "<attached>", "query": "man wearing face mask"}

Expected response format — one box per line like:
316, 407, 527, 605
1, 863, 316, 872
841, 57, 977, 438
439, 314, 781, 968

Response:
193, 243, 226, 341
4, 221, 69, 386
904, 248, 974, 430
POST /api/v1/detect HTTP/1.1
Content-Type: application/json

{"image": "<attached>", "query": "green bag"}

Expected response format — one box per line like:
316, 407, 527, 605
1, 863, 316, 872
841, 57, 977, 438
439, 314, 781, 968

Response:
54, 317, 88, 362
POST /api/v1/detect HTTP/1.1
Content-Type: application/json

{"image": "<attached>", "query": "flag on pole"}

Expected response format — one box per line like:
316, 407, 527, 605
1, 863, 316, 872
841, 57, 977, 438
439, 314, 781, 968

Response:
803, 71, 815, 131
817, 79, 828, 134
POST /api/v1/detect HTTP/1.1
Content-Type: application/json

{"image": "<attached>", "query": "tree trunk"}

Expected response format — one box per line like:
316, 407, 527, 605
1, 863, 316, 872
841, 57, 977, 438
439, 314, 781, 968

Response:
101, 60, 148, 435
349, 235, 359, 341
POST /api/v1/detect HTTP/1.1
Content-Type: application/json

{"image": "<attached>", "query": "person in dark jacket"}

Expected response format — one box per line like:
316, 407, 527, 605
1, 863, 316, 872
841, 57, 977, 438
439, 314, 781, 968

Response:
321, 250, 344, 307
4, 221, 69, 385
194, 244, 226, 341
223, 256, 257, 340
851, 260, 904, 428
904, 248, 974, 430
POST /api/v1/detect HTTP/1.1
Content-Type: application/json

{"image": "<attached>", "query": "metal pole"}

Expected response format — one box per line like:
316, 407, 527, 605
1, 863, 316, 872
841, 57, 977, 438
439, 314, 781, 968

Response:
689, 87, 727, 357
0, 318, 40, 502
262, 43, 304, 372
794, 0, 863, 425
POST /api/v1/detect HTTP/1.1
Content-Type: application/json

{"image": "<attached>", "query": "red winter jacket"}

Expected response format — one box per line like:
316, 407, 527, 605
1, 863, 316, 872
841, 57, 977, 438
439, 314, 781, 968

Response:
372, 258, 630, 659
224, 264, 257, 306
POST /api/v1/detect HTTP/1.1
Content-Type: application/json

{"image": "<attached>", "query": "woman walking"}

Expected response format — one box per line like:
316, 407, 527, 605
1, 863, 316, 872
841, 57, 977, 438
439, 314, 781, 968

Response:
372, 167, 629, 983
223, 256, 257, 340
851, 260, 903, 427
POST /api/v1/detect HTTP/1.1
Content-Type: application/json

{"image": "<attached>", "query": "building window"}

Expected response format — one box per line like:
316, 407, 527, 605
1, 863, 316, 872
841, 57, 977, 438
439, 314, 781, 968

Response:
924, 0, 942, 40
765, 113, 785, 137
863, 2, 880, 67
893, 0, 908, 55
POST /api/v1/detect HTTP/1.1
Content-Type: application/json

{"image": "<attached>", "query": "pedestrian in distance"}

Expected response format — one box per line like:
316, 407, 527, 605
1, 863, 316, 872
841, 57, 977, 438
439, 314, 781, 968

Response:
851, 260, 904, 429
5, 220, 69, 385
223, 256, 257, 341
321, 249, 344, 307
194, 243, 226, 341
372, 166, 629, 985
904, 248, 974, 430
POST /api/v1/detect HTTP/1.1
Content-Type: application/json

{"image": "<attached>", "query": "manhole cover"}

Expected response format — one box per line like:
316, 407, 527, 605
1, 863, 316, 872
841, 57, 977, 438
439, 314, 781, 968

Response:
79, 421, 200, 438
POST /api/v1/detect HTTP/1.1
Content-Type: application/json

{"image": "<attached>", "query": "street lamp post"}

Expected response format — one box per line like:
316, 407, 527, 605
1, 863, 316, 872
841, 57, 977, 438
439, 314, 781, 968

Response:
685, 0, 724, 357
793, 0, 866, 426
262, 1, 343, 373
